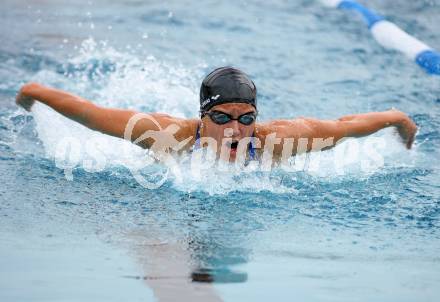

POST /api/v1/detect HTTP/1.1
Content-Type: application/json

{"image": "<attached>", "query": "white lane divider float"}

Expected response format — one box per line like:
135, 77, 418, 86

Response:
321, 0, 440, 75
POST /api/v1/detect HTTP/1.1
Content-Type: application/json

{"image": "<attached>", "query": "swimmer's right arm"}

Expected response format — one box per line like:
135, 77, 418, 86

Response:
16, 83, 191, 148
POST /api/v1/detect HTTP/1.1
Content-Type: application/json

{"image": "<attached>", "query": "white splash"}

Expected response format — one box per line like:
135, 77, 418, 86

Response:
26, 38, 417, 195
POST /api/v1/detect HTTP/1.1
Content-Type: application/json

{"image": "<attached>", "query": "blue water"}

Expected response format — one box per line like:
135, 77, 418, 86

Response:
1, 0, 440, 301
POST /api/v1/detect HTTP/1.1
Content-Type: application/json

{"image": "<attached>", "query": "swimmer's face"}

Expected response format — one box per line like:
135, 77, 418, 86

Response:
201, 103, 257, 161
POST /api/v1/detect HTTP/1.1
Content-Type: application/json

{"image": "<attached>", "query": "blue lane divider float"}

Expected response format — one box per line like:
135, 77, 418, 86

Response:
321, 0, 440, 75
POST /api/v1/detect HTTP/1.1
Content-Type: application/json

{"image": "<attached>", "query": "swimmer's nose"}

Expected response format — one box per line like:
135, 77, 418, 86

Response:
230, 120, 241, 136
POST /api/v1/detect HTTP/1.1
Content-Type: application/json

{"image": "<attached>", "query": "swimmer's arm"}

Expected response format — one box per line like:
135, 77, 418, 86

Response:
15, 83, 190, 148
300, 110, 417, 149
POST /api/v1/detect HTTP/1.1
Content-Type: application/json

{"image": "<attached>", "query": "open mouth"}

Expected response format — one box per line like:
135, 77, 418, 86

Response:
230, 141, 238, 150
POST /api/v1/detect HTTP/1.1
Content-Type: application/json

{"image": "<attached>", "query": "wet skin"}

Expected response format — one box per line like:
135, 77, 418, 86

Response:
16, 83, 418, 163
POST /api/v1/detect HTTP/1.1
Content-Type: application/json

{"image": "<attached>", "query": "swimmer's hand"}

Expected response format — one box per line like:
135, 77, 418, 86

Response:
16, 82, 37, 111
392, 109, 417, 149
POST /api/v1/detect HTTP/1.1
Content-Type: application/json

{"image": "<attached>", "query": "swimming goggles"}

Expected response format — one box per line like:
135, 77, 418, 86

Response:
201, 111, 257, 126
201, 110, 257, 125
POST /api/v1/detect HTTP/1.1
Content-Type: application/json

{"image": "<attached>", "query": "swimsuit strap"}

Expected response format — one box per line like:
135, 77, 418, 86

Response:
194, 122, 201, 149
249, 133, 256, 160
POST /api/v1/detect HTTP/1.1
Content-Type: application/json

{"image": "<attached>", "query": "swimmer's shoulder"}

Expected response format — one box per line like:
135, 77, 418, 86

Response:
146, 113, 199, 145
172, 117, 199, 145
255, 118, 313, 140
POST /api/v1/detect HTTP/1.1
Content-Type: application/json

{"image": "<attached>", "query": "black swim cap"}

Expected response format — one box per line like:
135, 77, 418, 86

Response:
200, 67, 257, 112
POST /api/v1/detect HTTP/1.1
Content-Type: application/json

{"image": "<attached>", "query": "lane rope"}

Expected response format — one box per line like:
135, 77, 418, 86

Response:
320, 0, 440, 75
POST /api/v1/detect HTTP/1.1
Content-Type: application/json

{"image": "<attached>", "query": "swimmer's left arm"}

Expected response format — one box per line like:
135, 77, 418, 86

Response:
301, 109, 417, 149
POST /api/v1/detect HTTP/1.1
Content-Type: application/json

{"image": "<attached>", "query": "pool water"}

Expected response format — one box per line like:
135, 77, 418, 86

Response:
1, 0, 440, 301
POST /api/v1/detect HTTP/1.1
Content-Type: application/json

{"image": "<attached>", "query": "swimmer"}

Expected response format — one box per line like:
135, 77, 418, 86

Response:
16, 67, 417, 163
